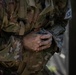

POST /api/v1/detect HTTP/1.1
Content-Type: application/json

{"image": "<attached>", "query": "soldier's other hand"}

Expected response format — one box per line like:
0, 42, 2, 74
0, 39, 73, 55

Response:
37, 31, 52, 51
23, 31, 52, 52
22, 31, 42, 51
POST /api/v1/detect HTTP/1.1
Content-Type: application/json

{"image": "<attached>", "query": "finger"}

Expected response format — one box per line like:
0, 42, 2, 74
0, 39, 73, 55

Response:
40, 33, 52, 39
35, 42, 52, 52
39, 38, 52, 46
38, 44, 52, 51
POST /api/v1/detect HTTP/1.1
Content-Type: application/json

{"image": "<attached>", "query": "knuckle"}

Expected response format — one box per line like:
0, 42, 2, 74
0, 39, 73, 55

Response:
37, 40, 41, 44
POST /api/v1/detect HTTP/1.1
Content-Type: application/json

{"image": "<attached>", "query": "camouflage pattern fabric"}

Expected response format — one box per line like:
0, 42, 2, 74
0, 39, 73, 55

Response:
0, 35, 22, 61
0, 0, 71, 75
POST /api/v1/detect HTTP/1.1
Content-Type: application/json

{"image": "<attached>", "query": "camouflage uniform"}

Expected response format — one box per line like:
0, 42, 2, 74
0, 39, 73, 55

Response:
0, 0, 72, 75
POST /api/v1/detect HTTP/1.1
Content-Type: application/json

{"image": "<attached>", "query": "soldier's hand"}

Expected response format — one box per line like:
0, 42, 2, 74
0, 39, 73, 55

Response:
37, 31, 52, 51
23, 31, 52, 52
22, 31, 42, 51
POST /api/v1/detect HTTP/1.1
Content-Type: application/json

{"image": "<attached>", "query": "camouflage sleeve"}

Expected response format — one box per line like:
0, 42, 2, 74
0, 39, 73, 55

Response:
0, 0, 24, 61
45, 0, 72, 52
1, 0, 25, 36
